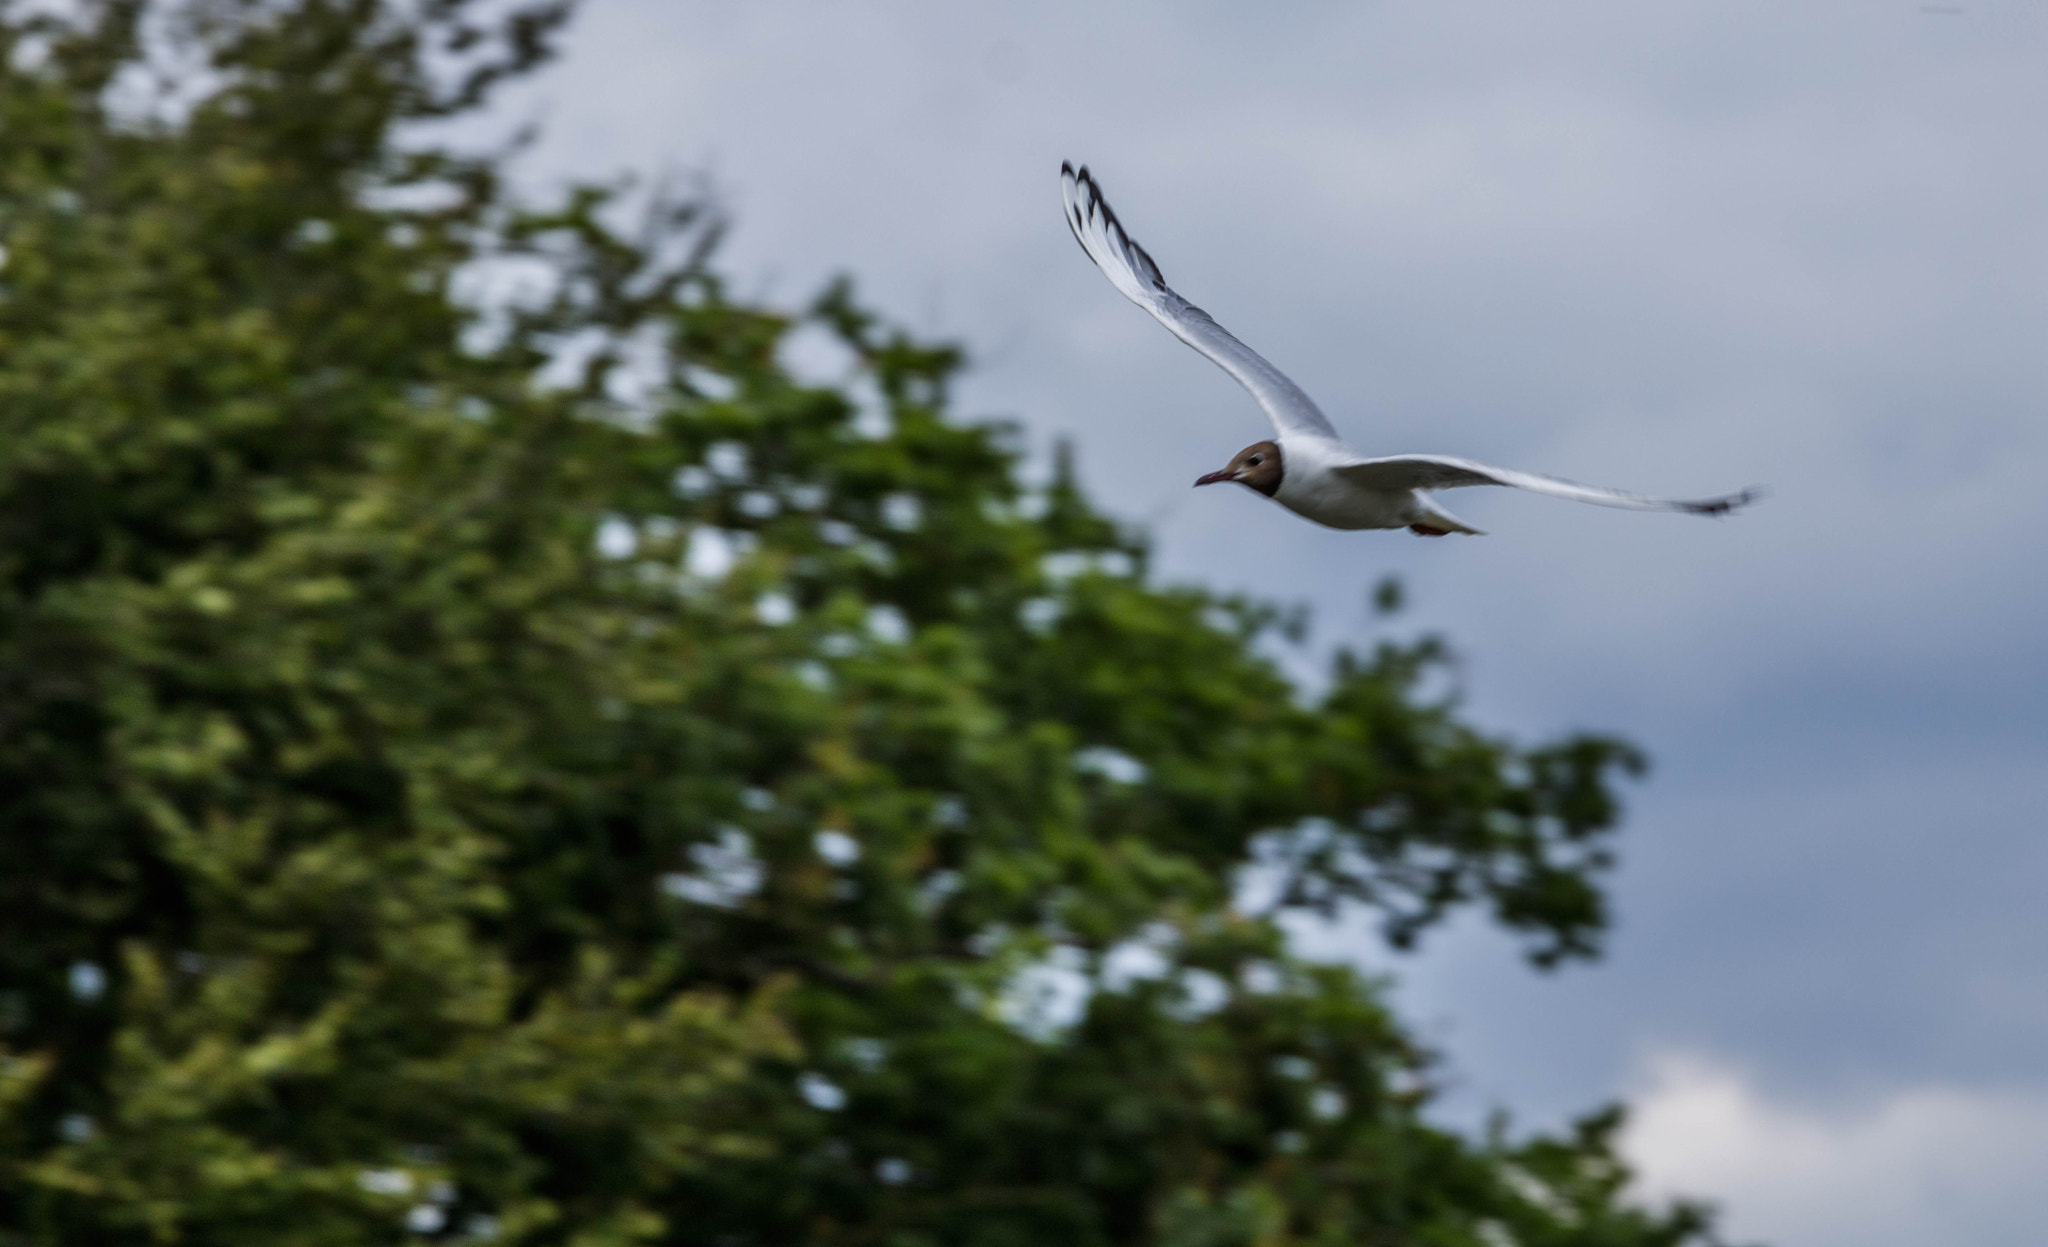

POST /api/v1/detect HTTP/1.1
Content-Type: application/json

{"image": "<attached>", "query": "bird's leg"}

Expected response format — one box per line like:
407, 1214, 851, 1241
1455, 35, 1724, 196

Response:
1407, 524, 1451, 537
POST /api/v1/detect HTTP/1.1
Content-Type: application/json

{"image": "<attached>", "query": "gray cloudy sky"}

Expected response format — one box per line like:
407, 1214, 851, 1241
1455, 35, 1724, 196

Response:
499, 4, 2048, 1243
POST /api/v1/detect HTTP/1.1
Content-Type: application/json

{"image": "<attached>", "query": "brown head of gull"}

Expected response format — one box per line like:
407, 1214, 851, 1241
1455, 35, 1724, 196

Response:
1194, 440, 1282, 497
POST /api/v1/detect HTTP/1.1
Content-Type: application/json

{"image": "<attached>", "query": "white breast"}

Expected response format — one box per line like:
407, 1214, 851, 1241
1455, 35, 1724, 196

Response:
1272, 437, 1412, 531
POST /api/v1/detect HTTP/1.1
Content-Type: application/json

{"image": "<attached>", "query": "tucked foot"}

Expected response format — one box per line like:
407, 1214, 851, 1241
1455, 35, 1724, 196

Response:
1408, 524, 1452, 537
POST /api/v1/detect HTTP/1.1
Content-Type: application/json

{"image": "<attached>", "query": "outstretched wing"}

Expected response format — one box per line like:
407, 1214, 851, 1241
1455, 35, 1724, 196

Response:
1061, 162, 1341, 443
1336, 454, 1762, 516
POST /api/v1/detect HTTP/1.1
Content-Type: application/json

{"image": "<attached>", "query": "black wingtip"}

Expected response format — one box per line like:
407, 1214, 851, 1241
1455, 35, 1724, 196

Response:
1059, 164, 1168, 290
1059, 161, 1095, 256
1684, 485, 1767, 517
1068, 165, 1109, 224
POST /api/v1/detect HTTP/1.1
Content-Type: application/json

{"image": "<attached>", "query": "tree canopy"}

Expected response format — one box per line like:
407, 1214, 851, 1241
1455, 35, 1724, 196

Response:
0, 2, 1726, 1243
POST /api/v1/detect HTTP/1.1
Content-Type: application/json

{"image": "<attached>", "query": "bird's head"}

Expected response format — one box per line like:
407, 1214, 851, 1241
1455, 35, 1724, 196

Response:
1195, 441, 1282, 497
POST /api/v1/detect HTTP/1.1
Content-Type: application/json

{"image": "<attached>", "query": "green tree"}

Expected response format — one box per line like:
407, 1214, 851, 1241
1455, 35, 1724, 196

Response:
0, 1, 1725, 1244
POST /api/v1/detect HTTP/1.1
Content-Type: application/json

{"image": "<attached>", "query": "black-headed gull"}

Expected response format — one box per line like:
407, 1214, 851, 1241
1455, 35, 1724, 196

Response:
1060, 163, 1759, 536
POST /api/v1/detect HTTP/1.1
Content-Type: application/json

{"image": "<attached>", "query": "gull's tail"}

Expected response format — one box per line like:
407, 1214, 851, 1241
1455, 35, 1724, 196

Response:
1409, 497, 1485, 536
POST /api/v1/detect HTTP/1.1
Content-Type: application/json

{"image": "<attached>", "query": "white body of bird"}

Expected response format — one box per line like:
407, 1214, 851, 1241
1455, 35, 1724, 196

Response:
1269, 436, 1476, 532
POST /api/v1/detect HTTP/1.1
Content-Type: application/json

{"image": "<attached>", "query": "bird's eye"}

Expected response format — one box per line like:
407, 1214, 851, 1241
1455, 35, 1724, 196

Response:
1248, 455, 1264, 466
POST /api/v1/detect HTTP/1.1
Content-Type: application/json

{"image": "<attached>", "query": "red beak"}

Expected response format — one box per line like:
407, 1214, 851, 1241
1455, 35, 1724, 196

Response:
1194, 469, 1237, 487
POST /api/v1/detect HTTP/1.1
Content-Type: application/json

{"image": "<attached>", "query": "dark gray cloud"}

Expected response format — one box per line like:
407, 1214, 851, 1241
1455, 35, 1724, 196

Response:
500, 4, 2048, 1241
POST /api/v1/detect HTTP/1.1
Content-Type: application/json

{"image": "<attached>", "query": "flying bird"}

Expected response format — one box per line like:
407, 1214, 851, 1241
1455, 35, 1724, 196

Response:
1059, 162, 1759, 536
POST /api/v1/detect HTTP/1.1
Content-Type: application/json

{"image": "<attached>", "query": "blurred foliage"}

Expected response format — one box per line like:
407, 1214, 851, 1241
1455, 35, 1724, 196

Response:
0, 1, 1723, 1243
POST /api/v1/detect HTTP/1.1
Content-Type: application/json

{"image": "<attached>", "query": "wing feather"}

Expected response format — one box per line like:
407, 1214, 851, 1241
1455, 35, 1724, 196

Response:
1337, 454, 1761, 516
1061, 162, 1340, 443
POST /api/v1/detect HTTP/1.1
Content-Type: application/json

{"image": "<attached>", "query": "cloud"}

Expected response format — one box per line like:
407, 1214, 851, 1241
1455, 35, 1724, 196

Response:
1624, 1052, 2048, 1247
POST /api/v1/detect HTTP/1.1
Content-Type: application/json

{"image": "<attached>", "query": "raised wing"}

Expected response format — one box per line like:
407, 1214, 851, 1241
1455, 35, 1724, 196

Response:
1336, 454, 1761, 516
1061, 162, 1341, 443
